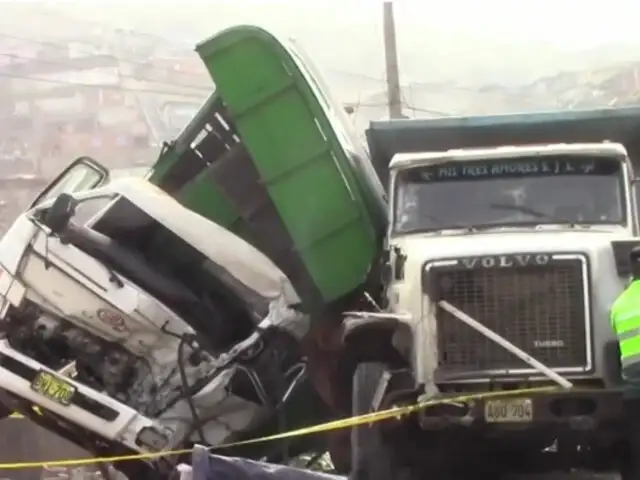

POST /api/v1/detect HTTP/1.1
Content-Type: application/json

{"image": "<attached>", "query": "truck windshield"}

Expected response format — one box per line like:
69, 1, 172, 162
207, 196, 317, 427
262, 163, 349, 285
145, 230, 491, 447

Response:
393, 155, 626, 233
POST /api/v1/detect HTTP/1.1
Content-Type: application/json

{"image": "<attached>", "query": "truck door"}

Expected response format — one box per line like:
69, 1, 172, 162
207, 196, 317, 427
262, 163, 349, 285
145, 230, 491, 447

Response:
29, 156, 109, 209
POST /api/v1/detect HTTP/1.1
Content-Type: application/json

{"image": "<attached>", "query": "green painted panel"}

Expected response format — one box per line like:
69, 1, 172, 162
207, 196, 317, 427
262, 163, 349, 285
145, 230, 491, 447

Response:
195, 25, 386, 304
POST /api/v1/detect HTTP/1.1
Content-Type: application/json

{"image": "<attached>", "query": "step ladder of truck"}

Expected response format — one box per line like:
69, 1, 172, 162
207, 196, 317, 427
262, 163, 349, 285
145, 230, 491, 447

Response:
438, 301, 574, 389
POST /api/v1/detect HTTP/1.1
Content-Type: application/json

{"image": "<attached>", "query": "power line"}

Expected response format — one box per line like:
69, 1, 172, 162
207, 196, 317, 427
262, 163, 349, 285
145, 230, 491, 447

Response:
0, 71, 209, 99
399, 90, 451, 116
324, 69, 385, 83
0, 25, 388, 88
0, 52, 211, 92
0, 31, 395, 101
0, 25, 450, 114
0, 19, 396, 98
402, 104, 452, 116
30, 7, 192, 47
47, 10, 387, 85
347, 100, 451, 116
0, 32, 205, 80
0, 41, 449, 115
12, 9, 530, 109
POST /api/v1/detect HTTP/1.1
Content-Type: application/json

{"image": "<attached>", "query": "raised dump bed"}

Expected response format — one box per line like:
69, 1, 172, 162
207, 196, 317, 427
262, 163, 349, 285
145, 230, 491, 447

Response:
149, 26, 386, 312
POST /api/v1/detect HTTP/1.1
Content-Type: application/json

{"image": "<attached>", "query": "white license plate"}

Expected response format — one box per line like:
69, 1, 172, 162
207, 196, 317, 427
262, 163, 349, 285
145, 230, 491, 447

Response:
484, 398, 533, 423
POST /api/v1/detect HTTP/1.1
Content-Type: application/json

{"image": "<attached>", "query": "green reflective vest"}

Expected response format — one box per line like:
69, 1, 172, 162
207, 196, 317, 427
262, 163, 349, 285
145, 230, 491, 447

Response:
611, 280, 640, 371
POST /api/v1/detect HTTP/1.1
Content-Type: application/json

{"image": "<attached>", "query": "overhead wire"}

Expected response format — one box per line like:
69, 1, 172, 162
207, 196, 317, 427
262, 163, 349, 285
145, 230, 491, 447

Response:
0, 52, 211, 92
0, 14, 397, 94
0, 30, 212, 99
1, 10, 542, 117
0, 19, 471, 117
17, 5, 194, 48
0, 32, 206, 80
0, 26, 402, 110
34, 11, 391, 85
346, 100, 452, 117
343, 68, 387, 123
399, 89, 452, 117
0, 71, 209, 99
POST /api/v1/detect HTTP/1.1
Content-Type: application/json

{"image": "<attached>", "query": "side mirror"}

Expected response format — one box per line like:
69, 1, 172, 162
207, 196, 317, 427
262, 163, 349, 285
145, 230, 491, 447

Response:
41, 193, 77, 235
29, 156, 109, 209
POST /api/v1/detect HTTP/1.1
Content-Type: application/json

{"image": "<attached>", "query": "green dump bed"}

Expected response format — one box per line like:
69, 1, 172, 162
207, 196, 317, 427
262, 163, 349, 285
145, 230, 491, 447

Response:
367, 106, 640, 188
149, 26, 386, 311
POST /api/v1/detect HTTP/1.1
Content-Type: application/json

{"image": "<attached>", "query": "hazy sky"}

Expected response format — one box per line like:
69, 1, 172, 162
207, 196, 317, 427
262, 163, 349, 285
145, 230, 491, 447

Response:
24, 0, 640, 49
4, 0, 640, 90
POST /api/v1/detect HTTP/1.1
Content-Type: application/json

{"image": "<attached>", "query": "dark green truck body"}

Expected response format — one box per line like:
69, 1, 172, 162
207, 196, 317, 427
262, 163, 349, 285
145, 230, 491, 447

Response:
149, 26, 387, 313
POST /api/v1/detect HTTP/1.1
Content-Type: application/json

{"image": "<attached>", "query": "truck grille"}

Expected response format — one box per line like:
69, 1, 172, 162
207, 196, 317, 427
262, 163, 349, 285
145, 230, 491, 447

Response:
428, 255, 588, 375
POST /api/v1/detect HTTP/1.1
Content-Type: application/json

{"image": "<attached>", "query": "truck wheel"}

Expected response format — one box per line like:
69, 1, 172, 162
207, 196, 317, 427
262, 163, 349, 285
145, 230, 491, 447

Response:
351, 362, 407, 480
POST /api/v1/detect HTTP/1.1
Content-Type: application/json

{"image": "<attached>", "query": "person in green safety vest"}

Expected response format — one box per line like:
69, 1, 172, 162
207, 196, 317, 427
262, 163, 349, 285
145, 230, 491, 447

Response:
610, 245, 640, 478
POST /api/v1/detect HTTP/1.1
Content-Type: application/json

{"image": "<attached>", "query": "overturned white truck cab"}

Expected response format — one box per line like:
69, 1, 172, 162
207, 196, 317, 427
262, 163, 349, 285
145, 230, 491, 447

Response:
0, 158, 310, 479
351, 109, 640, 480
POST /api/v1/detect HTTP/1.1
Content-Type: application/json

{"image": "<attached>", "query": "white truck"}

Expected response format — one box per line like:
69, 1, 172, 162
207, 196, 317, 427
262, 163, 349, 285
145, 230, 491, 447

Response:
0, 157, 310, 479
348, 110, 640, 480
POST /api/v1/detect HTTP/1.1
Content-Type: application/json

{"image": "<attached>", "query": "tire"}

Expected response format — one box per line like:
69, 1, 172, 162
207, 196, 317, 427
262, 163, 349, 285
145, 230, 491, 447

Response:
350, 362, 403, 480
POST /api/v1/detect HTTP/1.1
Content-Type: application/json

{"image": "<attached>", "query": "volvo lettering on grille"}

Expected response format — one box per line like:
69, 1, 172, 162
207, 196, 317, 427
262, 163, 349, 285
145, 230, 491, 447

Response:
461, 254, 551, 269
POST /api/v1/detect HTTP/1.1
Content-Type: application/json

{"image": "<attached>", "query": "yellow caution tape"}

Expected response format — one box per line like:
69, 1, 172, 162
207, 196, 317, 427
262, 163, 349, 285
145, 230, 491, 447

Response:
9, 406, 42, 418
0, 386, 567, 469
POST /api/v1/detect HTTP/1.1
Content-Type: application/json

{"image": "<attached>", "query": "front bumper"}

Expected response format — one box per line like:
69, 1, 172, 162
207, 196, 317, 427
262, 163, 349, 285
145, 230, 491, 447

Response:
418, 388, 623, 431
0, 339, 171, 453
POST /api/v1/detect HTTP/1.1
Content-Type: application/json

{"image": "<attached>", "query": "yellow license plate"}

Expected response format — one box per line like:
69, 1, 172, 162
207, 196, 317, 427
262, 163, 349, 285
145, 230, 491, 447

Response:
484, 398, 533, 423
30, 370, 76, 406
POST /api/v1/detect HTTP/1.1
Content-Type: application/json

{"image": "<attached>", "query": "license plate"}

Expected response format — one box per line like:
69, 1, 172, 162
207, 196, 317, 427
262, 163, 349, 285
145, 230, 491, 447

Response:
484, 398, 533, 423
30, 370, 76, 406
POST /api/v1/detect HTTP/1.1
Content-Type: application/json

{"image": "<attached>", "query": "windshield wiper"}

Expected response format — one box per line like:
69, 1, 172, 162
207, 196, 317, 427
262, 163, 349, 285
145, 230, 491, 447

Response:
489, 203, 577, 227
398, 213, 476, 233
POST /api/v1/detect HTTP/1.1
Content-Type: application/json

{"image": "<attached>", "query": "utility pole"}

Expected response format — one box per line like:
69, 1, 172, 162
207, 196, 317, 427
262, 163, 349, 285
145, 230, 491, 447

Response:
383, 0, 403, 119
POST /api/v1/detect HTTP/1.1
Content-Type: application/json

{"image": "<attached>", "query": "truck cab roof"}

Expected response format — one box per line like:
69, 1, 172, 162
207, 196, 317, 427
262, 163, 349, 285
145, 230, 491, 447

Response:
368, 105, 640, 187
389, 142, 630, 170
